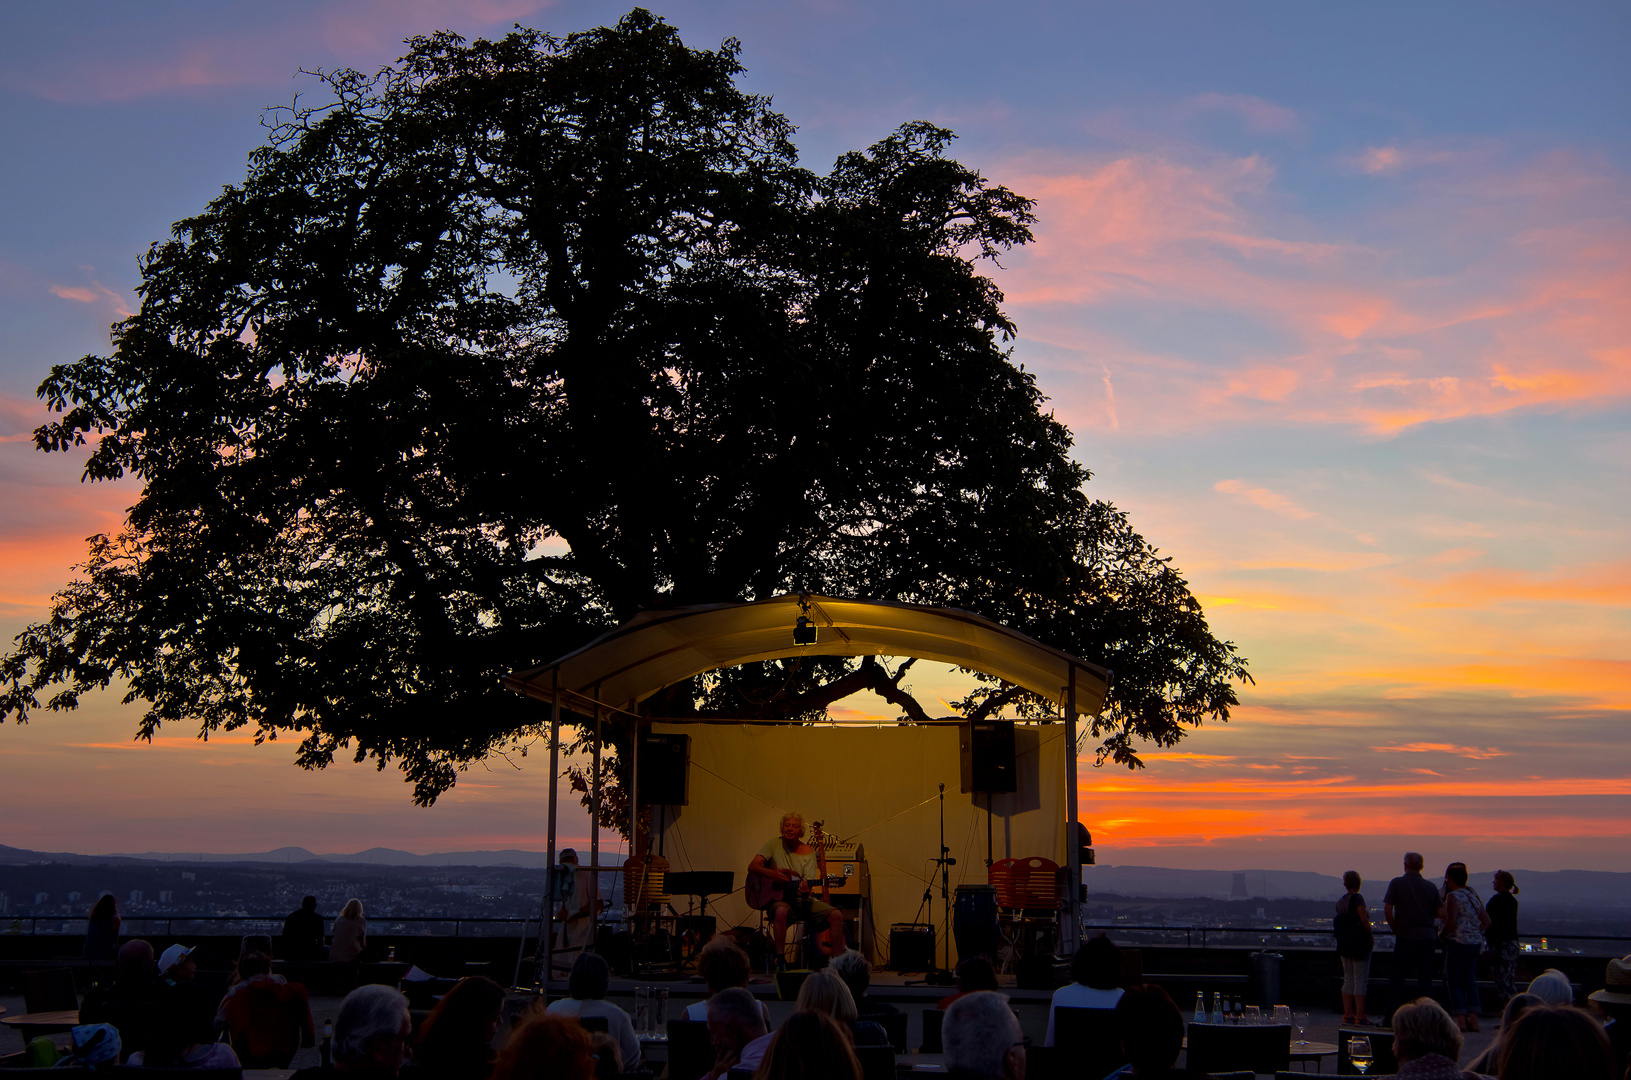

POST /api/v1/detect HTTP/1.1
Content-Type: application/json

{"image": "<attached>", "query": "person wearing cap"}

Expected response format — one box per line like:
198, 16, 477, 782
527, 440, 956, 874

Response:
1587, 954, 1631, 1026
157, 943, 219, 1055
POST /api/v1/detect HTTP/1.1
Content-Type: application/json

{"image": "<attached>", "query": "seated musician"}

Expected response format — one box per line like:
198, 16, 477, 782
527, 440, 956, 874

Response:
748, 811, 846, 966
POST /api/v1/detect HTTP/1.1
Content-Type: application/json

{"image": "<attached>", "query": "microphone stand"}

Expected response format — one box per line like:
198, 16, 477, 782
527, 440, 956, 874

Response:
929, 782, 956, 985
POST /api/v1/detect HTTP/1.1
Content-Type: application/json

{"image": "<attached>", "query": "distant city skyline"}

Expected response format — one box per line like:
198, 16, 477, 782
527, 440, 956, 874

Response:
2, 1, 1627, 872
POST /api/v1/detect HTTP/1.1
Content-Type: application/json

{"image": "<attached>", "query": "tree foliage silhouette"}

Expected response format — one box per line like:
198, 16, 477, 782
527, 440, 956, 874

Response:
1, 11, 1249, 814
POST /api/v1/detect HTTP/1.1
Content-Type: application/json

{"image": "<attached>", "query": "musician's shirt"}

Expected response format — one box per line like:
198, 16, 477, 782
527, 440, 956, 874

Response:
756, 839, 820, 884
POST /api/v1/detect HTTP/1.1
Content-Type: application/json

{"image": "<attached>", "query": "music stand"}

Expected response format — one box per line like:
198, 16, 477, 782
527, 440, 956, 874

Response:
664, 871, 734, 966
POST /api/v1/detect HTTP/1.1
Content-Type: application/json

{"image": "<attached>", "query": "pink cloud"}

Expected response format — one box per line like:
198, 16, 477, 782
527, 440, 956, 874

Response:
50, 285, 99, 303
993, 144, 1631, 436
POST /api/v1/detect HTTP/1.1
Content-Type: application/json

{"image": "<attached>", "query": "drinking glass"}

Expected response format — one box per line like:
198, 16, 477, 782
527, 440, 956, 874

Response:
634, 987, 652, 1036
1292, 1011, 1309, 1046
1273, 1005, 1290, 1025
654, 989, 669, 1038
1244, 1005, 1261, 1025
1348, 1035, 1373, 1074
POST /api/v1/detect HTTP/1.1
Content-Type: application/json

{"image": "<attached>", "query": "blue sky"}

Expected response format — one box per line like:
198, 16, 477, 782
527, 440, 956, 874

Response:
2, 1, 1627, 871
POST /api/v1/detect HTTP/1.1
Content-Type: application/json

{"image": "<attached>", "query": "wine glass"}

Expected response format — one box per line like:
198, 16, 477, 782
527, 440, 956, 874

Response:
1348, 1035, 1374, 1074
1292, 1011, 1309, 1046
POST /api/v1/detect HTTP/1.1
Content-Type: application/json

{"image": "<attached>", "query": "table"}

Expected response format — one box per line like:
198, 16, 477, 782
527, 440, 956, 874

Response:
1, 1009, 80, 1042
1287, 1041, 1338, 1071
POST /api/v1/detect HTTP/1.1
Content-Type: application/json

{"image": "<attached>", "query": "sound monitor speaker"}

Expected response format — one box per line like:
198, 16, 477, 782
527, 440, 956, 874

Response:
638, 732, 690, 805
960, 720, 1017, 793
889, 924, 936, 972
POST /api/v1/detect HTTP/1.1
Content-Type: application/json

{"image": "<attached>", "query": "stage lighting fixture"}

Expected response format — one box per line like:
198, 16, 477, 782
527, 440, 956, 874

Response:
793, 592, 819, 645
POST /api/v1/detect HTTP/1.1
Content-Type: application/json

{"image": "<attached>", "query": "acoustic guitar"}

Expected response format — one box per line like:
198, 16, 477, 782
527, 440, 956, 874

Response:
744, 821, 844, 911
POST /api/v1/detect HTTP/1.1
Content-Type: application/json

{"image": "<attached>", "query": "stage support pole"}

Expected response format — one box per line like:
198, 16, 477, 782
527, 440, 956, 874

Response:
590, 685, 601, 952
1063, 672, 1081, 955
543, 668, 561, 990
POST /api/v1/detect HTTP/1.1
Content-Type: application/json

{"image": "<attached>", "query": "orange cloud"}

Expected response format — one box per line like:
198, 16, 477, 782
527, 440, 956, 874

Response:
1214, 478, 1318, 520
50, 285, 99, 303
1375, 743, 1509, 760
1409, 561, 1631, 608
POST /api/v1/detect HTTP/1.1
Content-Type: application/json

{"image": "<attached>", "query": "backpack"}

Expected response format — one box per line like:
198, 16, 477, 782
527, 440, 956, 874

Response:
1334, 894, 1374, 959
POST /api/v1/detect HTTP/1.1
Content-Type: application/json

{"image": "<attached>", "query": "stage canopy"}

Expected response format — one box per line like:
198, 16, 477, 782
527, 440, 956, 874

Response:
503, 593, 1112, 717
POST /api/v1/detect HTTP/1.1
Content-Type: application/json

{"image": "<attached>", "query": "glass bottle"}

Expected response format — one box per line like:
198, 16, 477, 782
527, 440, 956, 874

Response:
1194, 991, 1206, 1024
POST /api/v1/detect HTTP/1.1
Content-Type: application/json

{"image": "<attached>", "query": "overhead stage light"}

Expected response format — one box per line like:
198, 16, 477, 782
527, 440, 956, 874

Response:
793, 592, 818, 645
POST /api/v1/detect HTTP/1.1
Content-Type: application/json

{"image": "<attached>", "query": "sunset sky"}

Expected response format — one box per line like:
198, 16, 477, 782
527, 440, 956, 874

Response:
1, 1, 1626, 879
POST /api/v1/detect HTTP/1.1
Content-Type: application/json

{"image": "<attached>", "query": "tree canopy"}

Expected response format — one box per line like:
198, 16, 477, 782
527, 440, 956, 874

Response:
1, 10, 1250, 813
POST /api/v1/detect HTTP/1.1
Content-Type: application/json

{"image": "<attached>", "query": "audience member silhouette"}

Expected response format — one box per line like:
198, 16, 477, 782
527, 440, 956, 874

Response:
331, 899, 368, 962
80, 939, 162, 1061
937, 956, 1000, 1011
1335, 869, 1375, 1024
1114, 985, 1186, 1079
943, 991, 1024, 1080
220, 950, 316, 1067
704, 986, 771, 1080
1385, 852, 1442, 1011
1390, 997, 1482, 1080
685, 936, 770, 1026
1524, 967, 1574, 1006
128, 989, 241, 1070
1044, 933, 1124, 1046
587, 1030, 623, 1080
284, 895, 328, 962
752, 1010, 861, 1080
545, 951, 640, 1069
1495, 1004, 1615, 1080
828, 948, 898, 1020
1486, 871, 1521, 1006
156, 944, 218, 1052
412, 975, 505, 1080
489, 1011, 595, 1080
83, 893, 121, 962
291, 984, 411, 1080
795, 969, 888, 1047
1465, 992, 1541, 1074
1439, 861, 1489, 1032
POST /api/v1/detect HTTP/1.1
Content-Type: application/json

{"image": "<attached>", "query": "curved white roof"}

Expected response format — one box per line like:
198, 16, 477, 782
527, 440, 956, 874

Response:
503, 593, 1111, 718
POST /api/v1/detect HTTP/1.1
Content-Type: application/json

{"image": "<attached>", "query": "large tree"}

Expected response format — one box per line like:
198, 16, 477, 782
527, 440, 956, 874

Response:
1, 11, 1249, 814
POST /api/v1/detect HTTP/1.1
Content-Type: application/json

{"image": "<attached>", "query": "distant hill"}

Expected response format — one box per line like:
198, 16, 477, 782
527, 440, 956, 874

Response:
0, 843, 556, 869
4, 844, 1626, 909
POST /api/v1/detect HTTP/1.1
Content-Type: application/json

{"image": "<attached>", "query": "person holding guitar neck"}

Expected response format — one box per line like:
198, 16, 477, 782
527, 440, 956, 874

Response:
747, 811, 847, 966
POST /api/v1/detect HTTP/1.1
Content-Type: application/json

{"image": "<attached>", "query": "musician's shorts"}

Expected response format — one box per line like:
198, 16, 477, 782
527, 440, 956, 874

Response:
770, 895, 837, 923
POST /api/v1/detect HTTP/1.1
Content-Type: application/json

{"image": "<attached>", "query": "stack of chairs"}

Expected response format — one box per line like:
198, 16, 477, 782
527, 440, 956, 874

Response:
989, 856, 1061, 965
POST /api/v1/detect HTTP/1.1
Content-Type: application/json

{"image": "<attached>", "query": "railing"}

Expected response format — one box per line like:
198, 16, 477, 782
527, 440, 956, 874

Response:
1082, 922, 1631, 954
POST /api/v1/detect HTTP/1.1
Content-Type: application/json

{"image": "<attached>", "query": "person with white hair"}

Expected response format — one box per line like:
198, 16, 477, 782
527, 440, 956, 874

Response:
747, 811, 848, 966
943, 990, 1025, 1080
291, 983, 411, 1078
330, 899, 368, 963
829, 948, 899, 1021
1525, 967, 1574, 1006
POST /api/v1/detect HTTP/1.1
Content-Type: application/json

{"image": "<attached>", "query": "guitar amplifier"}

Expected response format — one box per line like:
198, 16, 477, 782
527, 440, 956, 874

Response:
821, 842, 869, 901
889, 923, 935, 972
